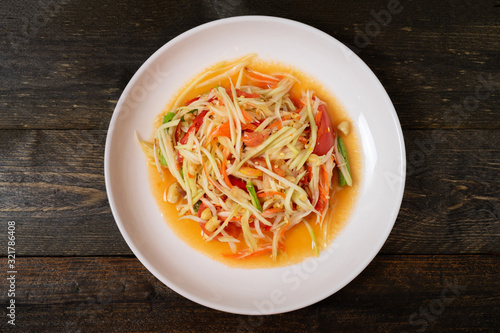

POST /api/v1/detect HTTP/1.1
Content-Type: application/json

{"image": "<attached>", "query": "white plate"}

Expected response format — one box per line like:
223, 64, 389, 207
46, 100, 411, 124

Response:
105, 16, 405, 315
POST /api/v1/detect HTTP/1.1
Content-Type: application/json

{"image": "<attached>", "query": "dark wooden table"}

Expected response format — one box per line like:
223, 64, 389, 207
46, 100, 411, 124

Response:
1, 0, 499, 332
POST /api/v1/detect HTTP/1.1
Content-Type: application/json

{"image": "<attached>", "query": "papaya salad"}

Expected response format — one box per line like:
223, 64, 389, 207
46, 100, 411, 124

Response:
137, 54, 353, 262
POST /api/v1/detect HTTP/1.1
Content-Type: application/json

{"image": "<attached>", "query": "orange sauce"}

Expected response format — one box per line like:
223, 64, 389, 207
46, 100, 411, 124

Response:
148, 57, 361, 268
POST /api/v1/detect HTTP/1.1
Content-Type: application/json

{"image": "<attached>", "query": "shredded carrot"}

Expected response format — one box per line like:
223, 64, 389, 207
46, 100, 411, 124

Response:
246, 69, 280, 83
315, 108, 322, 125
223, 247, 271, 259
278, 220, 291, 241
239, 247, 272, 259
208, 122, 231, 141
267, 120, 283, 130
262, 208, 285, 215
241, 109, 253, 122
201, 159, 218, 188
245, 70, 281, 89
223, 244, 285, 259
315, 165, 331, 215
273, 74, 285, 81
319, 165, 330, 197
294, 106, 304, 113
272, 165, 286, 177
208, 122, 257, 142
298, 136, 308, 144
266, 75, 284, 89
267, 115, 291, 131
235, 88, 261, 98
242, 123, 258, 131
221, 148, 233, 188
322, 164, 330, 184
257, 191, 286, 199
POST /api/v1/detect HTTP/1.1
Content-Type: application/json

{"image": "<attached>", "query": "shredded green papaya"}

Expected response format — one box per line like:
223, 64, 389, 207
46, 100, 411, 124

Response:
137, 55, 354, 261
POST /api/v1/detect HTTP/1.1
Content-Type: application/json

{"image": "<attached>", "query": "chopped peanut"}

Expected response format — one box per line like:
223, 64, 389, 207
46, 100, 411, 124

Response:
239, 166, 263, 177
337, 121, 350, 136
166, 183, 180, 204
205, 216, 220, 232
200, 208, 212, 220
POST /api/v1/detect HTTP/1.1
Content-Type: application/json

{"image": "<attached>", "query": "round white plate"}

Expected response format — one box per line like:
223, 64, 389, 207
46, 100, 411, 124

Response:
105, 16, 405, 315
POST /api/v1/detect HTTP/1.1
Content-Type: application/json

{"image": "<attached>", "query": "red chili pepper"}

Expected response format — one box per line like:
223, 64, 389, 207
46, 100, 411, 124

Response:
180, 127, 196, 145
179, 110, 208, 144
185, 96, 200, 105
228, 176, 247, 191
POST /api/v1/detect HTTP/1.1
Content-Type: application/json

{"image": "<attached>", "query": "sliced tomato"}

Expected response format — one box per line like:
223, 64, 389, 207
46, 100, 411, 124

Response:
251, 156, 267, 167
313, 104, 335, 156
223, 222, 241, 239
242, 130, 269, 147
272, 165, 286, 177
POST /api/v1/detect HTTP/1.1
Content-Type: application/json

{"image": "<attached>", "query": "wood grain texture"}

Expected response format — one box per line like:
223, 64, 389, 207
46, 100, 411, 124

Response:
0, 129, 498, 256
387, 129, 500, 254
0, 129, 130, 255
0, 0, 499, 331
0, 256, 498, 332
0, 0, 498, 130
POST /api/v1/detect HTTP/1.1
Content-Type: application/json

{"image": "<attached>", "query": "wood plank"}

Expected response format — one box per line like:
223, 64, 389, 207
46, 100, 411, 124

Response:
333, 0, 500, 131
384, 128, 500, 254
0, 0, 198, 130
0, 129, 499, 256
0, 255, 497, 332
0, 130, 131, 256
0, 0, 498, 130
